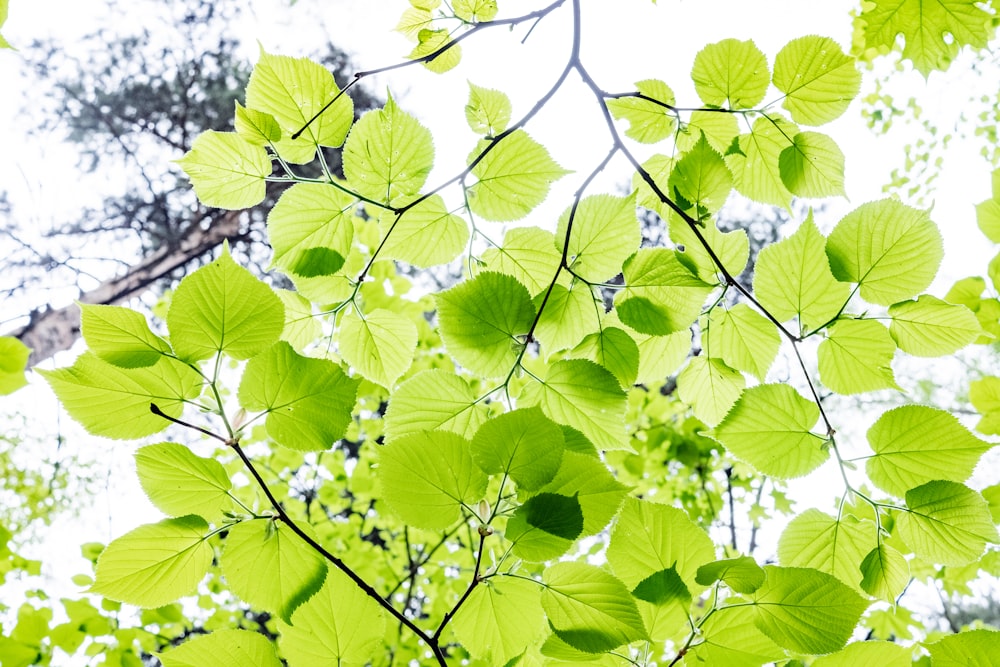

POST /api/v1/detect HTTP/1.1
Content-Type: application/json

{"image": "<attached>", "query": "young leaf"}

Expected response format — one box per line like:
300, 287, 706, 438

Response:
275, 289, 322, 351
40, 353, 203, 440
826, 199, 943, 306
175, 131, 270, 209
467, 129, 571, 222
632, 567, 691, 606
778, 131, 847, 198
606, 79, 676, 144
750, 566, 869, 655
772, 36, 860, 125
859, 544, 909, 603
668, 215, 750, 284
238, 342, 359, 451
267, 182, 355, 279
378, 430, 488, 530
482, 227, 562, 296
168, 245, 284, 362
866, 405, 994, 497
135, 443, 232, 520
818, 318, 900, 394
532, 451, 628, 537
726, 115, 797, 209
451, 577, 545, 665
634, 329, 691, 384
343, 94, 434, 205
158, 629, 281, 667
896, 480, 999, 565
436, 271, 535, 378
685, 606, 786, 667
703, 304, 781, 381
234, 102, 281, 145
811, 640, 912, 667
80, 304, 171, 368
378, 194, 469, 268
710, 384, 827, 479
570, 326, 640, 388
534, 283, 599, 354
676, 356, 745, 427
888, 295, 981, 356
615, 248, 713, 336
556, 193, 641, 283
970, 377, 1000, 436
0, 336, 30, 395
541, 562, 648, 653
777, 509, 870, 592
454, 0, 498, 22
409, 28, 462, 73
506, 492, 584, 561
677, 110, 740, 154
690, 38, 770, 109
338, 308, 417, 388
465, 82, 511, 135
926, 628, 1000, 666
470, 407, 565, 491
221, 519, 327, 622
695, 556, 766, 594
383, 369, 490, 440
92, 516, 213, 608
668, 133, 733, 215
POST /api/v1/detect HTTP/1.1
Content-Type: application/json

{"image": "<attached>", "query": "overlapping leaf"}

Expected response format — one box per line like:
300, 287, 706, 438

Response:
888, 295, 981, 356
606, 79, 676, 143
676, 356, 745, 427
772, 36, 860, 125
383, 369, 489, 440
471, 407, 564, 490
378, 194, 468, 267
175, 131, 270, 209
338, 308, 417, 388
703, 304, 781, 381
556, 193, 640, 283
896, 481, 998, 565
817, 318, 900, 394
465, 82, 511, 135
267, 182, 355, 279
135, 443, 232, 520
80, 304, 171, 368
159, 630, 281, 667
615, 248, 713, 336
451, 577, 545, 664
777, 509, 870, 592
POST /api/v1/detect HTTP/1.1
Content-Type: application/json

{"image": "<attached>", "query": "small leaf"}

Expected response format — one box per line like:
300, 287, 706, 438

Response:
726, 115, 797, 209
777, 509, 870, 592
888, 295, 981, 356
703, 304, 781, 381
859, 544, 909, 603
0, 337, 31, 395
158, 630, 280, 667
606, 79, 676, 143
690, 38, 770, 109
772, 36, 860, 125
339, 308, 417, 388
897, 480, 999, 565
632, 567, 691, 606
409, 28, 462, 73
669, 133, 733, 215
616, 248, 713, 336
135, 443, 232, 520
80, 304, 171, 368
454, 0, 498, 22
379, 194, 469, 268
466, 81, 511, 135
676, 356, 745, 427
483, 227, 562, 296
175, 131, 270, 209
234, 102, 281, 144
818, 318, 900, 394
695, 556, 766, 594
267, 183, 355, 280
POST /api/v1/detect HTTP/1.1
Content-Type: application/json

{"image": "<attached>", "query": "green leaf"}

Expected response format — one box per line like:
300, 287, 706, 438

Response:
437, 271, 535, 377
858, 0, 993, 76
92, 516, 212, 608
175, 131, 270, 209
378, 430, 488, 530
669, 133, 733, 215
0, 0, 11, 50
533, 451, 628, 537
811, 640, 912, 667
135, 443, 232, 520
343, 94, 433, 205
467, 129, 571, 222
275, 289, 321, 351
897, 480, 999, 565
710, 383, 827, 479
754, 216, 849, 333
451, 577, 545, 664
976, 196, 1000, 243
826, 199, 943, 306
616, 248, 713, 336
534, 283, 598, 354
632, 567, 691, 606
158, 629, 280, 667
221, 519, 327, 622
818, 318, 900, 394
668, 216, 750, 284
409, 28, 462, 73
676, 356, 745, 427
859, 544, 909, 603
772, 36, 860, 125
690, 38, 770, 109
506, 492, 584, 561
0, 337, 31, 396
40, 353, 203, 439
686, 606, 786, 667
80, 304, 171, 368
726, 115, 797, 209
470, 407, 564, 491
245, 48, 354, 161
521, 359, 627, 451
606, 79, 676, 144
466, 82, 511, 135
607, 497, 716, 593
278, 567, 386, 667
888, 295, 981, 356
635, 330, 691, 384
541, 562, 647, 653
750, 566, 869, 655
777, 509, 870, 592
927, 629, 1000, 667
971, 377, 1000, 436
866, 405, 994, 497
454, 0, 498, 22
238, 342, 359, 451
695, 557, 766, 595
677, 110, 740, 154
779, 131, 846, 198
557, 193, 640, 283
339, 308, 417, 388
267, 183, 354, 279
384, 369, 489, 440
704, 304, 781, 381
570, 327, 640, 388
168, 245, 284, 362
379, 194, 468, 267
483, 227, 562, 296
234, 101, 281, 145
395, 7, 434, 41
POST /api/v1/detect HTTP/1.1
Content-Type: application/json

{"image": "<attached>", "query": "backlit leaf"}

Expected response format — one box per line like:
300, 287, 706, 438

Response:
556, 193, 641, 283
676, 356, 745, 427
267, 183, 355, 279
471, 407, 564, 491
685, 606, 786, 667
772, 36, 860, 125
380, 194, 468, 268
888, 295, 981, 356
534, 283, 598, 354
669, 133, 733, 215
0, 336, 30, 395
695, 556, 766, 594
704, 304, 781, 381
926, 629, 1000, 667
726, 115, 797, 209
818, 318, 900, 394
811, 640, 911, 667
897, 480, 999, 565
779, 131, 846, 198
690, 38, 769, 109
384, 369, 489, 440
339, 308, 417, 388
409, 28, 462, 73
175, 131, 270, 209
533, 451, 628, 537
606, 79, 676, 144
483, 227, 562, 296
159, 629, 280, 667
777, 509, 870, 592
616, 248, 713, 336
859, 544, 909, 603
135, 443, 232, 520
570, 326, 640, 388
668, 215, 750, 284
465, 82, 511, 135
451, 577, 545, 664
454, 0, 498, 22
81, 304, 171, 368
506, 492, 584, 561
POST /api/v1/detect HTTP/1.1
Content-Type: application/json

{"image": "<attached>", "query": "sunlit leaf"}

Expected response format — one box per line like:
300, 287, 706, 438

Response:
483, 227, 562, 296
772, 36, 860, 125
818, 318, 900, 394
0, 337, 31, 395
607, 79, 676, 144
616, 248, 713, 336
451, 577, 545, 664
506, 492, 584, 561
135, 443, 232, 520
897, 481, 998, 565
685, 606, 786, 667
888, 295, 981, 356
379, 194, 468, 267
704, 304, 781, 381
384, 369, 490, 440
811, 640, 911, 667
726, 115, 797, 209
779, 131, 846, 198
695, 556, 766, 594
926, 628, 1000, 667
690, 38, 769, 109
465, 82, 511, 135
777, 509, 870, 592
175, 131, 270, 209
471, 407, 564, 491
339, 308, 417, 388
80, 304, 171, 368
859, 544, 909, 603
556, 193, 640, 283
267, 183, 355, 279
159, 630, 281, 667
676, 356, 745, 427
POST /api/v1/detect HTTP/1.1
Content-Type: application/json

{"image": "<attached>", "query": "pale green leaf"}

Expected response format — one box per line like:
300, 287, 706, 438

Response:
339, 308, 417, 388
534, 283, 598, 354
695, 556, 766, 594
541, 562, 648, 653
506, 492, 584, 561
983, 484, 1000, 523
557, 193, 640, 283
384, 369, 490, 440
818, 318, 900, 394
135, 443, 232, 520
570, 327, 640, 388
521, 359, 627, 451
81, 304, 171, 368
859, 544, 910, 603
690, 38, 770, 109
238, 342, 359, 451
451, 577, 545, 664
779, 131, 846, 197
159, 630, 281, 667
275, 289, 321, 351
927, 629, 1000, 667
676, 110, 740, 154
754, 216, 849, 332
483, 227, 562, 296
606, 79, 676, 144
888, 295, 981, 356
971, 376, 1000, 435
684, 606, 786, 667
221, 519, 327, 622
378, 430, 487, 530
234, 101, 281, 145
0, 336, 30, 395
668, 216, 750, 284
267, 182, 355, 279
278, 568, 386, 667
777, 509, 870, 592
532, 451, 628, 537
395, 8, 434, 41
635, 330, 691, 384
710, 383, 827, 479
826, 199, 943, 306
466, 82, 511, 135
40, 353, 203, 439
454, 0, 498, 22
772, 36, 860, 125
866, 405, 994, 497
725, 115, 797, 209
409, 28, 462, 73
811, 640, 911, 667
669, 133, 733, 215
467, 129, 571, 222
470, 407, 564, 491
168, 245, 284, 362
750, 566, 870, 655
634, 153, 675, 210
704, 304, 781, 381
616, 248, 713, 336
437, 271, 535, 378
380, 194, 469, 268
897, 481, 999, 565
175, 131, 270, 209
92, 516, 212, 608
976, 197, 1000, 243
676, 356, 745, 427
